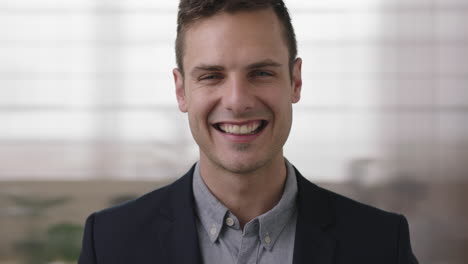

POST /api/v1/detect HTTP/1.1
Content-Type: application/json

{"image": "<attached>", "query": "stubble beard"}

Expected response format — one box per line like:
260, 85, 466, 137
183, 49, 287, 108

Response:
203, 142, 280, 176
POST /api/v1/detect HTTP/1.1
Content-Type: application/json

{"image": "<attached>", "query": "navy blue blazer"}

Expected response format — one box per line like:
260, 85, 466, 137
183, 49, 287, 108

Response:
79, 165, 418, 263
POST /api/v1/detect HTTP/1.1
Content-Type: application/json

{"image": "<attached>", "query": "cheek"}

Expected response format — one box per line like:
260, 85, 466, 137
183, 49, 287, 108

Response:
261, 84, 292, 109
265, 87, 294, 127
187, 91, 217, 125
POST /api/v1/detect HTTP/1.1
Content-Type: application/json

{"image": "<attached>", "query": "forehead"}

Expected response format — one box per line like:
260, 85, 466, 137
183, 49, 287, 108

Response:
182, 9, 289, 71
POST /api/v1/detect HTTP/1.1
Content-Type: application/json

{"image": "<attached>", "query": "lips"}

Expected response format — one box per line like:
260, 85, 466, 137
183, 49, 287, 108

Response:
213, 120, 268, 135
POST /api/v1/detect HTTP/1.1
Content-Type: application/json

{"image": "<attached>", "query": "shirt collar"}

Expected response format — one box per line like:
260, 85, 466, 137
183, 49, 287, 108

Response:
192, 162, 228, 243
258, 159, 298, 250
192, 159, 298, 249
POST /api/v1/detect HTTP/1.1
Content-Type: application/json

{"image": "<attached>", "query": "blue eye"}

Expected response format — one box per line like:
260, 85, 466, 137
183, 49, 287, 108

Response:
253, 71, 273, 77
200, 74, 221, 81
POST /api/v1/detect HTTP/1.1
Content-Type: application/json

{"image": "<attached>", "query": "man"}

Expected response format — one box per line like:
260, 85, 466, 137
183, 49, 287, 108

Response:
79, 0, 418, 263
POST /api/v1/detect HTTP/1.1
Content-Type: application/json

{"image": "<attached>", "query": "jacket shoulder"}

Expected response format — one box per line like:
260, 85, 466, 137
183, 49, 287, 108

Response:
79, 167, 196, 263
94, 171, 192, 225
317, 185, 401, 223
321, 185, 417, 262
98, 183, 171, 220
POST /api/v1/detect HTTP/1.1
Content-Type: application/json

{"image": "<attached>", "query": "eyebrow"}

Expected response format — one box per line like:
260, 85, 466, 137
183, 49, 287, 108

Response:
193, 65, 225, 72
190, 59, 282, 77
246, 59, 282, 70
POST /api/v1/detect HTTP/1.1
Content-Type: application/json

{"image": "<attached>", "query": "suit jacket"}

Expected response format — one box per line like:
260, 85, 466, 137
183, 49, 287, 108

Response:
79, 165, 418, 264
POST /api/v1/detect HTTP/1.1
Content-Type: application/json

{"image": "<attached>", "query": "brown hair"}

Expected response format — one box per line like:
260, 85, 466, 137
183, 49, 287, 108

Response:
175, 0, 297, 76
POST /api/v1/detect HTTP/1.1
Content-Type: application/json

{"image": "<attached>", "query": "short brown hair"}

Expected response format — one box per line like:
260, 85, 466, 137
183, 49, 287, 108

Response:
175, 0, 297, 75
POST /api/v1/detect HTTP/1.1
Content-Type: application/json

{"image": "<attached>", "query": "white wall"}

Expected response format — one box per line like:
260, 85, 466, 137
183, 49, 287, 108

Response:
0, 0, 467, 181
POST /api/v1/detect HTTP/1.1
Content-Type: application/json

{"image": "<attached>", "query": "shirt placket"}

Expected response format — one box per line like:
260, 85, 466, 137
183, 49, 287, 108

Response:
236, 220, 260, 264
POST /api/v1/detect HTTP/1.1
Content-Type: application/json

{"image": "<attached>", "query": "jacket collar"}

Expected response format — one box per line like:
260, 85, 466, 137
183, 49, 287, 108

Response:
292, 166, 337, 264
156, 164, 203, 264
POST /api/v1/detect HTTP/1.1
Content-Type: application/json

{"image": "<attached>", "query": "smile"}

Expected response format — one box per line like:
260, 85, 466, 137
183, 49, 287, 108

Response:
213, 120, 268, 135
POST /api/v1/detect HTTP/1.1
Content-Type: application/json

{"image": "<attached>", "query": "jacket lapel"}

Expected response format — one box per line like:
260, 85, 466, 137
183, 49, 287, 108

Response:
293, 168, 337, 264
155, 165, 203, 264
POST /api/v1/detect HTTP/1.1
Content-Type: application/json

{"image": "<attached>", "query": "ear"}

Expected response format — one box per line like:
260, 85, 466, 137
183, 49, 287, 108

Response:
291, 58, 302, 104
173, 68, 188, 113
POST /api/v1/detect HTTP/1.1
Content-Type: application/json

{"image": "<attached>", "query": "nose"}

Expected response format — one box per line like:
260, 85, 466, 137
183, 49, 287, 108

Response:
222, 75, 255, 114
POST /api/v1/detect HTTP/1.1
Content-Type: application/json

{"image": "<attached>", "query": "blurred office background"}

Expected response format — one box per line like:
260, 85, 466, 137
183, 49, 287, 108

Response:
0, 0, 467, 263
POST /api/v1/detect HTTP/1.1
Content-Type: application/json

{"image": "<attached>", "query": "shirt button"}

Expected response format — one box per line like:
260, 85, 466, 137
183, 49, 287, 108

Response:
264, 235, 271, 244
225, 217, 234, 226
210, 227, 217, 236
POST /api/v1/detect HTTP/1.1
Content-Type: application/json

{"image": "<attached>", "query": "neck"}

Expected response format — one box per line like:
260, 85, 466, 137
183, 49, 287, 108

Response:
199, 153, 287, 227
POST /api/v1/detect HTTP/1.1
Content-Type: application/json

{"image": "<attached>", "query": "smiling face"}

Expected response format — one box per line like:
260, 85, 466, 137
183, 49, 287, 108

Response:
173, 8, 302, 175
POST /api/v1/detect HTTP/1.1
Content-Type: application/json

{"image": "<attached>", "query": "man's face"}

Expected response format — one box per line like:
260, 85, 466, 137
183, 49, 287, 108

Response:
173, 8, 302, 174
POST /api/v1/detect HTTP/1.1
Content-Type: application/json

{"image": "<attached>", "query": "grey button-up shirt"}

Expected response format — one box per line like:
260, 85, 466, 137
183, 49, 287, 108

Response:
192, 160, 298, 264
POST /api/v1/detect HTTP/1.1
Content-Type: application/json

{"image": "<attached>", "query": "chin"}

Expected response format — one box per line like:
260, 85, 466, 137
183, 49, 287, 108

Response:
217, 156, 271, 175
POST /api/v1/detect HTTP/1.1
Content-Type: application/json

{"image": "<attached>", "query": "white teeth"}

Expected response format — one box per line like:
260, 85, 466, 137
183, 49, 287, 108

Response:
219, 122, 262, 135
240, 125, 249, 134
